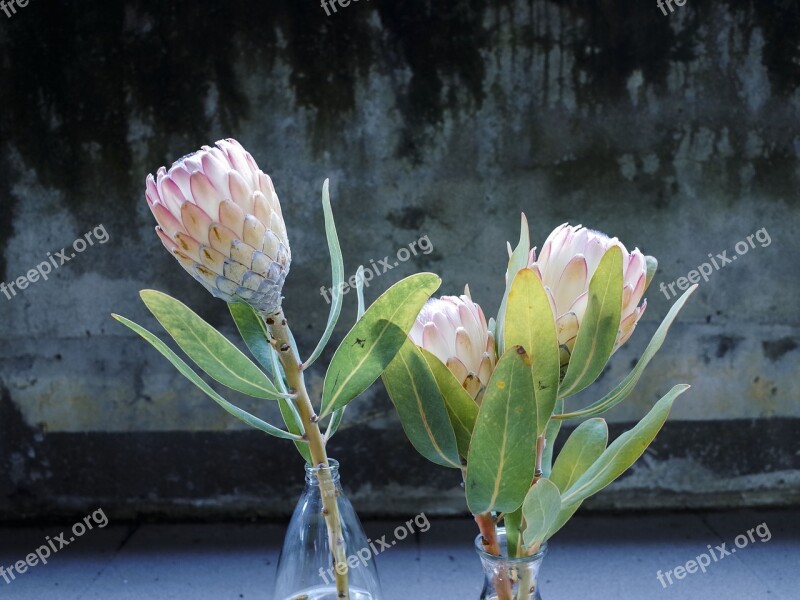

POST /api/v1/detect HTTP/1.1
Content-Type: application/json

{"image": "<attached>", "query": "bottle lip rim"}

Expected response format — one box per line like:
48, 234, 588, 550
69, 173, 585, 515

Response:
474, 527, 548, 563
304, 458, 340, 476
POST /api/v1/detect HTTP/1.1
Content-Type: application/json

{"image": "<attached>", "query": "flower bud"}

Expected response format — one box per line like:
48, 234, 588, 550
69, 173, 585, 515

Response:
410, 289, 497, 403
529, 224, 652, 367
146, 139, 290, 314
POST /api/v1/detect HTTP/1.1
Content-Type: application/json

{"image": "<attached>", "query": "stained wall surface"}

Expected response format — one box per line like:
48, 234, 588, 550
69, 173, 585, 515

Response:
1, 1, 798, 519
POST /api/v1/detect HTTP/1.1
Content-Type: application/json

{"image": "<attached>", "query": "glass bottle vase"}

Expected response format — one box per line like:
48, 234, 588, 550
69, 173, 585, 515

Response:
273, 459, 382, 600
475, 527, 547, 600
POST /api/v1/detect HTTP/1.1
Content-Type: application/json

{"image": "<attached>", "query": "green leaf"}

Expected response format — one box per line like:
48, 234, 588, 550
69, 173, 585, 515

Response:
560, 384, 690, 508
304, 179, 345, 369
278, 397, 312, 463
521, 479, 562, 548
504, 268, 561, 436
382, 340, 461, 468
229, 302, 273, 374
325, 268, 394, 441
504, 507, 523, 558
355, 265, 366, 319
644, 255, 658, 291
496, 213, 530, 355
228, 303, 311, 462
320, 273, 441, 417
140, 290, 284, 400
266, 341, 289, 394
556, 284, 697, 420
420, 347, 478, 459
466, 346, 538, 514
546, 498, 581, 541
541, 399, 563, 478
112, 314, 301, 441
324, 407, 346, 441
550, 418, 608, 493
544, 418, 609, 540
559, 247, 624, 398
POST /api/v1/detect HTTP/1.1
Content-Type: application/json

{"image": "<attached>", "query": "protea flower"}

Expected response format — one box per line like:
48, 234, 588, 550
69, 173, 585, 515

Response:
528, 224, 654, 367
145, 139, 290, 314
409, 289, 497, 403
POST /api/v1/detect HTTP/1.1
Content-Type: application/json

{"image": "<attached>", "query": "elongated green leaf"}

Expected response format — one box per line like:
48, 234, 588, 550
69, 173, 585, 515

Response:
522, 479, 562, 548
355, 265, 366, 319
112, 314, 301, 441
320, 273, 441, 417
420, 347, 478, 459
382, 340, 460, 468
556, 284, 697, 420
546, 498, 582, 541
505, 507, 523, 558
229, 302, 273, 373
559, 247, 623, 398
496, 213, 530, 355
543, 419, 612, 540
266, 342, 289, 395
228, 303, 311, 461
505, 268, 560, 436
324, 407, 345, 441
644, 255, 658, 291
550, 418, 608, 493
466, 346, 538, 514
140, 290, 283, 400
561, 384, 690, 507
304, 179, 345, 369
324, 267, 366, 441
541, 399, 563, 478
277, 397, 311, 463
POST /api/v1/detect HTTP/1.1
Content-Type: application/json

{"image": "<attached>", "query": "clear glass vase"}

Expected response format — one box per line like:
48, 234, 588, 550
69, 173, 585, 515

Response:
475, 528, 547, 600
273, 459, 383, 600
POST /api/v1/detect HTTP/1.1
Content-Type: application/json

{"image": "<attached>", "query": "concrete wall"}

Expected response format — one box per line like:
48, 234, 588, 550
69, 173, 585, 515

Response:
1, 0, 798, 520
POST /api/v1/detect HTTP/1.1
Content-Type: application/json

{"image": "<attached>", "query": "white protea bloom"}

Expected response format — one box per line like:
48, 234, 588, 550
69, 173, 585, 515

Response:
409, 289, 497, 403
145, 139, 290, 314
528, 224, 655, 367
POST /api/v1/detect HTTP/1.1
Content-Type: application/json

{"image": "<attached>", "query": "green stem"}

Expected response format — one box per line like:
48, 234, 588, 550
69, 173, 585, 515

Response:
265, 309, 349, 599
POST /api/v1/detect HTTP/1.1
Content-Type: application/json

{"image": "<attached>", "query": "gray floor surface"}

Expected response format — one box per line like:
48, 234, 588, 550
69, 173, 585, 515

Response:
0, 509, 795, 599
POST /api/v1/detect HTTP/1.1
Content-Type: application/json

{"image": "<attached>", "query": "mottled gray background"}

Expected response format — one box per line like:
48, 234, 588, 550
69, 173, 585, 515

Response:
0, 0, 797, 521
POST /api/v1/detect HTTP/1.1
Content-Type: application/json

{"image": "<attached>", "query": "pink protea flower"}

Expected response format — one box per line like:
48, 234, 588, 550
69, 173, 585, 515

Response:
528, 224, 654, 367
409, 289, 497, 403
145, 139, 290, 314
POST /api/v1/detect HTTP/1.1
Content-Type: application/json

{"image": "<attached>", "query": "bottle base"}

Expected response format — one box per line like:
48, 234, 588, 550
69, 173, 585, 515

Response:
280, 585, 376, 600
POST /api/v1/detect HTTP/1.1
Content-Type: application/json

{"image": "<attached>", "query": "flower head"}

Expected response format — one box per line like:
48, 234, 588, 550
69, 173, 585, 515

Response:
146, 139, 290, 314
409, 289, 497, 403
528, 224, 653, 366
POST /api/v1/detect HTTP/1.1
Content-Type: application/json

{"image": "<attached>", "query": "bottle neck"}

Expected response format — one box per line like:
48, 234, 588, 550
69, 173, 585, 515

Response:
474, 527, 548, 565
304, 458, 341, 486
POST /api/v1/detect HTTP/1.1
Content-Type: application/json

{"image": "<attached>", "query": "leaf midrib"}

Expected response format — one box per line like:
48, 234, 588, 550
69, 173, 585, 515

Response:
399, 351, 459, 468
487, 362, 517, 509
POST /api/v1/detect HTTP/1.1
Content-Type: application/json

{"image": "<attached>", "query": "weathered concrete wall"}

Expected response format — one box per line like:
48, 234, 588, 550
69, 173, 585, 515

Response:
1, 1, 798, 520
